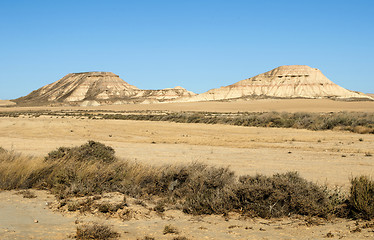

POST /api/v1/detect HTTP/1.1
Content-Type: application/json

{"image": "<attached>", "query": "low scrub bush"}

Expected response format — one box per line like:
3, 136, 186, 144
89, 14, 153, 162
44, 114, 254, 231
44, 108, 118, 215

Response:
45, 140, 116, 163
1, 142, 374, 220
101, 111, 374, 134
75, 222, 120, 239
179, 165, 236, 215
349, 176, 374, 220
163, 225, 179, 235
235, 172, 331, 218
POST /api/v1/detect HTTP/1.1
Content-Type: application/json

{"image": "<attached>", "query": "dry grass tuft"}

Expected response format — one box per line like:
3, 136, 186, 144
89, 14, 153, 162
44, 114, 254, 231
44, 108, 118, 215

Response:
75, 222, 120, 239
137, 237, 155, 240
163, 225, 179, 235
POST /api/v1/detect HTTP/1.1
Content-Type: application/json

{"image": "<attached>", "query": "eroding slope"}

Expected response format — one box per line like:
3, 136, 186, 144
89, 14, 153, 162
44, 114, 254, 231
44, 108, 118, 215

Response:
181, 65, 373, 102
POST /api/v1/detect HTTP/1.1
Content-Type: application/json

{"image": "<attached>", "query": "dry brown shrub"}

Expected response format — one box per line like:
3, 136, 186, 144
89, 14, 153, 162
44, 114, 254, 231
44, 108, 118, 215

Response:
75, 222, 120, 239
3, 142, 374, 221
235, 172, 331, 218
163, 225, 179, 234
349, 176, 374, 220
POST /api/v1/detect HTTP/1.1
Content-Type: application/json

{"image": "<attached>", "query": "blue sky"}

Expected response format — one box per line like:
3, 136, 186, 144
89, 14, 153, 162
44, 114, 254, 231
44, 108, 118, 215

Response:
1, 0, 373, 99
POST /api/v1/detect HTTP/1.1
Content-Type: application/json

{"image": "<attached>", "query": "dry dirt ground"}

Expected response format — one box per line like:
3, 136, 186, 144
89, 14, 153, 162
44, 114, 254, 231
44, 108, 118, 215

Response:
0, 99, 374, 239
1, 190, 373, 240
0, 115, 372, 189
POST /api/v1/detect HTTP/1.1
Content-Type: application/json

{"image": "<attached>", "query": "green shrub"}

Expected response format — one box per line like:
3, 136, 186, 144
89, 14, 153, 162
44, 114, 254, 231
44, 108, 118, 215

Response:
349, 176, 374, 220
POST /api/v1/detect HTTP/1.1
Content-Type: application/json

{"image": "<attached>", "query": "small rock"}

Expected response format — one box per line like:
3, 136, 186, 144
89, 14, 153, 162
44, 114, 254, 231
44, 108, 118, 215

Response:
34, 219, 38, 223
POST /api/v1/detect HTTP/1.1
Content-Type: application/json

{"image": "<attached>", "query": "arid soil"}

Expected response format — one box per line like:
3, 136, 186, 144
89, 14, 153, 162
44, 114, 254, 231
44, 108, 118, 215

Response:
0, 100, 374, 239
0, 115, 372, 189
1, 190, 373, 240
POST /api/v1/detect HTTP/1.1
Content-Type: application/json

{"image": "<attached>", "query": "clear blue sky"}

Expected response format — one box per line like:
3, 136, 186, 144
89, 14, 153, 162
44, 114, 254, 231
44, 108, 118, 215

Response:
1, 0, 373, 99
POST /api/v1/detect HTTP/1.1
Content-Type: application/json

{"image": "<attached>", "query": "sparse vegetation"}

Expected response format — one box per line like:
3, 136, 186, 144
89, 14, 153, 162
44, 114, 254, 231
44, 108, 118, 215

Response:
75, 222, 120, 239
235, 172, 332, 218
1, 110, 373, 134
137, 237, 155, 240
99, 111, 374, 134
349, 176, 374, 220
45, 140, 116, 163
173, 237, 188, 240
16, 190, 37, 198
163, 225, 179, 235
0, 142, 373, 220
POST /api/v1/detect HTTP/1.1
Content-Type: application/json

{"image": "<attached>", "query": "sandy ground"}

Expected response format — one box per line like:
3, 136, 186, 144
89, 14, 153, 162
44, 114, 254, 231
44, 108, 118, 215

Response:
0, 116, 372, 189
1, 190, 373, 240
2, 98, 374, 113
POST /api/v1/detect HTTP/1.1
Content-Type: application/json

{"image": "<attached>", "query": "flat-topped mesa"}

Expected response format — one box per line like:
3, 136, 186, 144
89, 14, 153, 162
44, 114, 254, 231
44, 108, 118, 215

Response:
234, 65, 332, 86
15, 71, 140, 105
15, 71, 196, 106
180, 65, 373, 102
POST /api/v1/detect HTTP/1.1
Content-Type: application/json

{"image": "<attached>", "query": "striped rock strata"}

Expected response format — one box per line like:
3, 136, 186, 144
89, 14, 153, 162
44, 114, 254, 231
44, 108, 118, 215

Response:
180, 65, 373, 102
15, 72, 195, 105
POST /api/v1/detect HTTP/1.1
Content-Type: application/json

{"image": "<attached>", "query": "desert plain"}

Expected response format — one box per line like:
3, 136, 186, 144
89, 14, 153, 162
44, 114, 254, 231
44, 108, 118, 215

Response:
0, 99, 374, 239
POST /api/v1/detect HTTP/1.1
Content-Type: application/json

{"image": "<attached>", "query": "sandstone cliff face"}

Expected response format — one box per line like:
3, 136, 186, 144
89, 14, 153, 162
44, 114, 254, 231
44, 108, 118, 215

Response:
180, 65, 373, 102
134, 86, 196, 101
15, 72, 195, 105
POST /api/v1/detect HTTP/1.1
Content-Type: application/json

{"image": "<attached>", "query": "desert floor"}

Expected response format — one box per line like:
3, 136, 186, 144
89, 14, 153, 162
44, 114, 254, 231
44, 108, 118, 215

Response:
0, 115, 372, 189
0, 99, 373, 239
1, 189, 374, 240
